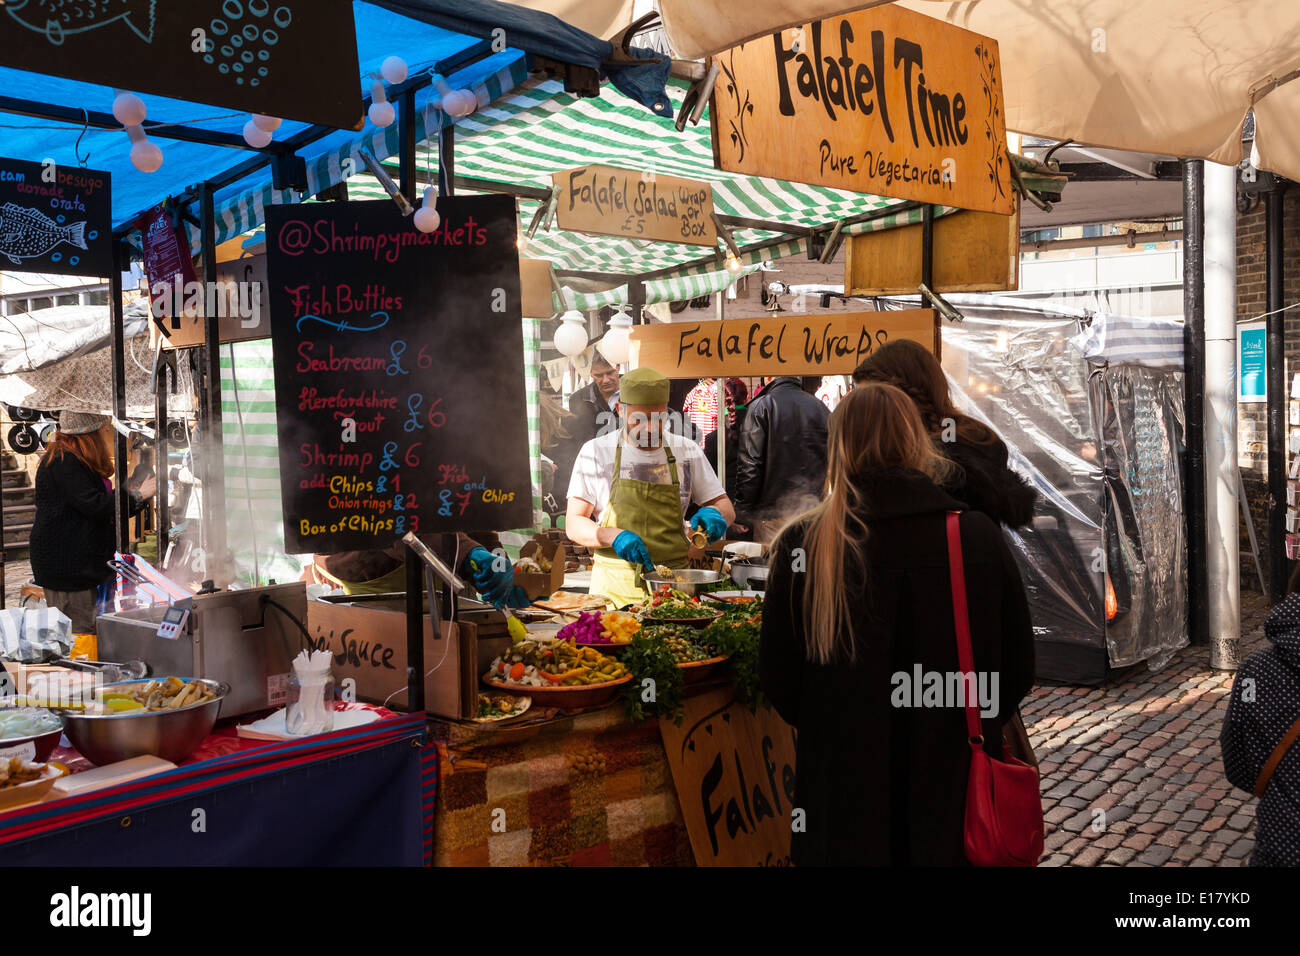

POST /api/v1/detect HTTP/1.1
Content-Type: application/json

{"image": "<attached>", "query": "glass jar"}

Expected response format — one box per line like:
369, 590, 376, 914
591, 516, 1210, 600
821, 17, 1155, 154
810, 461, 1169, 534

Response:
285, 670, 335, 736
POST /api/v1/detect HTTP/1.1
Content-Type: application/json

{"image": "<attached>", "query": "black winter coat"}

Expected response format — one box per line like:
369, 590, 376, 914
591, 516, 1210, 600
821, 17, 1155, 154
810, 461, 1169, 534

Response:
29, 454, 145, 592
566, 381, 613, 449
734, 378, 829, 523
759, 469, 1036, 866
944, 434, 1037, 529
1222, 593, 1300, 866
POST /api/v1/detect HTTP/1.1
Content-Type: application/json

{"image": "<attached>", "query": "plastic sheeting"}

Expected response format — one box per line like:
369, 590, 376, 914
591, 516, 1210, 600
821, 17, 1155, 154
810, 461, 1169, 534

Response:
879, 295, 1188, 684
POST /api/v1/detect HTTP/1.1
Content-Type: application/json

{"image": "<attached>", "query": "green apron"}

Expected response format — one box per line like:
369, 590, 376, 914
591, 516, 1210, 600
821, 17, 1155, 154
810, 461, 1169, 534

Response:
313, 561, 407, 596
588, 440, 690, 609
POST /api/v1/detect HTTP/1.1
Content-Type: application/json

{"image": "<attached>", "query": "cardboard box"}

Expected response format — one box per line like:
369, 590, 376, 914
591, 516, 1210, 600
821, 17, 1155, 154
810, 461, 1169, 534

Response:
305, 598, 510, 719
513, 537, 566, 600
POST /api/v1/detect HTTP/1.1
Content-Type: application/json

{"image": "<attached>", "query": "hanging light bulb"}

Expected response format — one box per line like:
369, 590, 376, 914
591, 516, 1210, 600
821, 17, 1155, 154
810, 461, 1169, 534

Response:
368, 76, 395, 127
112, 91, 147, 127
413, 186, 441, 233
430, 74, 477, 118
599, 305, 633, 365
725, 253, 743, 274
252, 114, 282, 133
126, 124, 163, 173
242, 119, 273, 148
381, 55, 409, 85
553, 310, 589, 357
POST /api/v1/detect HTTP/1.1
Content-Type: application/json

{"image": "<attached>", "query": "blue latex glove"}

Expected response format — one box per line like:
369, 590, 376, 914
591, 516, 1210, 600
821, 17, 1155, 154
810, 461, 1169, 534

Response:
691, 506, 729, 543
464, 546, 514, 607
612, 530, 655, 573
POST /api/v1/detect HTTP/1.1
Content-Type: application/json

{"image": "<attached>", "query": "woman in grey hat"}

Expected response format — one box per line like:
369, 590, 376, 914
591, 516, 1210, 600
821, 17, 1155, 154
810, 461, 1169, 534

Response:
28, 412, 156, 633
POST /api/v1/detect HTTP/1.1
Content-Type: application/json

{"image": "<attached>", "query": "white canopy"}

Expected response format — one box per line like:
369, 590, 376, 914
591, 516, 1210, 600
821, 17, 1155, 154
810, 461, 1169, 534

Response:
600, 0, 1300, 182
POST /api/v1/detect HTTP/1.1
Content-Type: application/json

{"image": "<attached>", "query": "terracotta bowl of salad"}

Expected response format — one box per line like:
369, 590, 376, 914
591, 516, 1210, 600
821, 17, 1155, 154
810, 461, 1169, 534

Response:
635, 587, 723, 629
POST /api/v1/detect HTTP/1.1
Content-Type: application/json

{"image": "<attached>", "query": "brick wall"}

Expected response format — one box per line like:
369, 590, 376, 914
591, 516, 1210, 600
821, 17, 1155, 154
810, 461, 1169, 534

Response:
1237, 188, 1300, 591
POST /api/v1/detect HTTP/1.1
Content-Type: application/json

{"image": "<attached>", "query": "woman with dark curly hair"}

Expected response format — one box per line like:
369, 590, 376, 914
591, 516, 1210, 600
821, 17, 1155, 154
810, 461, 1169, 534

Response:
853, 339, 1037, 529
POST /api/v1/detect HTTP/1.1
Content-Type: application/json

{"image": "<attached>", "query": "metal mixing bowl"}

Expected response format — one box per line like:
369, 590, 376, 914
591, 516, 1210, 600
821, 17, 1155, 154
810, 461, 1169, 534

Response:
61, 678, 228, 766
641, 568, 727, 596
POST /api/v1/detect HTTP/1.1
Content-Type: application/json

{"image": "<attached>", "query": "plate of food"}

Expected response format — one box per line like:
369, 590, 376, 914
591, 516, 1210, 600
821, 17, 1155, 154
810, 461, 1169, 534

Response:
0, 757, 64, 812
656, 625, 731, 682
634, 587, 723, 628
702, 590, 763, 606
532, 590, 609, 616
473, 693, 533, 723
556, 610, 640, 649
483, 639, 631, 709
0, 707, 65, 762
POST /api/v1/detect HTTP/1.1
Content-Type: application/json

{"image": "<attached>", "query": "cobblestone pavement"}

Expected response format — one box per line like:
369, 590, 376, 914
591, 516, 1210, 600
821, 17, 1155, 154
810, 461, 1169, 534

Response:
1029, 591, 1269, 867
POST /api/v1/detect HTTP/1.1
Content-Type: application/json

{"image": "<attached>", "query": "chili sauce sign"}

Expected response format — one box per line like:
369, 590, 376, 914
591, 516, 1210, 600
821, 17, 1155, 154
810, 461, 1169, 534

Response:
266, 197, 533, 552
0, 156, 111, 277
710, 4, 1013, 214
552, 165, 718, 247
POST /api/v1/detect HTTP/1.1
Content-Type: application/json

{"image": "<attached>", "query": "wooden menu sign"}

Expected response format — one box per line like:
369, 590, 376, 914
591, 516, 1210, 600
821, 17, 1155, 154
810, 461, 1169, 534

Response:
659, 688, 798, 867
553, 165, 718, 246
267, 198, 533, 552
845, 198, 1020, 295
710, 5, 1013, 214
0, 0, 361, 130
0, 156, 111, 277
629, 309, 939, 378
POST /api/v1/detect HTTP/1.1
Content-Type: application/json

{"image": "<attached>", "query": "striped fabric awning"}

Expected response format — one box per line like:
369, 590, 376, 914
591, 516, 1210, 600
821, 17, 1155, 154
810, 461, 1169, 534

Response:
345, 74, 956, 296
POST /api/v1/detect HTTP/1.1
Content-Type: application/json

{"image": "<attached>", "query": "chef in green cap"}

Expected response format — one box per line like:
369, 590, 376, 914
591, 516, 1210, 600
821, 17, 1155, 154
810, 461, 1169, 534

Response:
566, 367, 736, 608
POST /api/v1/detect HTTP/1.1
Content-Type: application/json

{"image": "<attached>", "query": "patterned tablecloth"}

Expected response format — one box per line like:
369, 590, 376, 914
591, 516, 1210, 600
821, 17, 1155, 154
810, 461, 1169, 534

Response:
430, 703, 694, 866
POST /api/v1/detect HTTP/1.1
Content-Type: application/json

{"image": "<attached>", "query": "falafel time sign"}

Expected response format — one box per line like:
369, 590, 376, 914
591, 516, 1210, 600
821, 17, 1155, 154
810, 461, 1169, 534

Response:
710, 5, 1013, 215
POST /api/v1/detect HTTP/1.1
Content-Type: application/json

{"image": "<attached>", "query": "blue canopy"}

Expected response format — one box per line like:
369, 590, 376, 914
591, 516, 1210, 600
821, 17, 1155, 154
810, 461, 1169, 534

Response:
0, 1, 669, 238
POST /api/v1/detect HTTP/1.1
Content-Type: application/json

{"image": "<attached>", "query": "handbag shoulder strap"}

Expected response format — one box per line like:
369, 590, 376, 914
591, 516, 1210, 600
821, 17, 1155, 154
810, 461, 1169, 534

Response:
1254, 712, 1300, 798
945, 511, 983, 742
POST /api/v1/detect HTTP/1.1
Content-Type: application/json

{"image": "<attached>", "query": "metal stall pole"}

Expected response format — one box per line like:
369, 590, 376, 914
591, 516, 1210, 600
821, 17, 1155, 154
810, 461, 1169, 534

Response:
1267, 183, 1288, 601
110, 239, 130, 553
921, 204, 935, 290
1183, 160, 1209, 647
404, 546, 425, 712
438, 123, 454, 198
154, 360, 171, 563
715, 291, 725, 484
398, 87, 418, 204
198, 183, 227, 582
1204, 161, 1240, 670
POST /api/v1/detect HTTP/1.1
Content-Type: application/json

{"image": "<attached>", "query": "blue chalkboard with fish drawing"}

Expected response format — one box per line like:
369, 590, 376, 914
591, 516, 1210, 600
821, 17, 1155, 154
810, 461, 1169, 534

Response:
0, 0, 360, 131
0, 156, 112, 277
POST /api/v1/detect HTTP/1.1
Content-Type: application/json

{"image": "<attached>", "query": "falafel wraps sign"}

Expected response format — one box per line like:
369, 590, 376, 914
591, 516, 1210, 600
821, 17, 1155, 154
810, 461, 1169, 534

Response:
0, 156, 111, 277
710, 4, 1013, 214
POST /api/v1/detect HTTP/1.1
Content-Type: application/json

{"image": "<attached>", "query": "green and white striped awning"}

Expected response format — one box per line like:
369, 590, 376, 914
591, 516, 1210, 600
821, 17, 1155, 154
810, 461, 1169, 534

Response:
345, 75, 957, 297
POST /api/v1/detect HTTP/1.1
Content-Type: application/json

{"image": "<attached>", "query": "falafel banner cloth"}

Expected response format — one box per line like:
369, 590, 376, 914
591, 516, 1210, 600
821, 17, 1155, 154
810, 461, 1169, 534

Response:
589, 442, 690, 609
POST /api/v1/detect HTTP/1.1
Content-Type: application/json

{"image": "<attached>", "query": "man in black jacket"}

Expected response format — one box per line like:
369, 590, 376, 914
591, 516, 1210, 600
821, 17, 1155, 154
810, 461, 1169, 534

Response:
566, 351, 620, 448
734, 376, 829, 542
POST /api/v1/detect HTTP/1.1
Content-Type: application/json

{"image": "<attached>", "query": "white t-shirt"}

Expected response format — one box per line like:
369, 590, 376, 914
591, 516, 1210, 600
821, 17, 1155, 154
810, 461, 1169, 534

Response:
568, 430, 726, 524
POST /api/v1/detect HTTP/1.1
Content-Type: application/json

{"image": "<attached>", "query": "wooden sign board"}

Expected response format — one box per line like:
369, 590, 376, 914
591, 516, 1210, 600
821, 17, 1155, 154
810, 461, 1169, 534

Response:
629, 309, 939, 378
845, 198, 1020, 295
520, 257, 555, 318
553, 165, 718, 246
659, 688, 798, 867
155, 253, 271, 349
0, 0, 361, 130
0, 156, 112, 277
266, 197, 533, 552
710, 5, 1013, 214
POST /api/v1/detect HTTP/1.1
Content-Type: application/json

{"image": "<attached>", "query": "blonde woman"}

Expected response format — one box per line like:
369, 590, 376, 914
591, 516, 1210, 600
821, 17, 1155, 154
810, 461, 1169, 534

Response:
759, 382, 1035, 866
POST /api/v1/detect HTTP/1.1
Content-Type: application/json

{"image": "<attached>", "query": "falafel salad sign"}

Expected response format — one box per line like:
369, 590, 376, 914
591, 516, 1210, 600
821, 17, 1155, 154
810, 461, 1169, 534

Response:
710, 4, 1013, 214
0, 156, 111, 276
266, 197, 533, 552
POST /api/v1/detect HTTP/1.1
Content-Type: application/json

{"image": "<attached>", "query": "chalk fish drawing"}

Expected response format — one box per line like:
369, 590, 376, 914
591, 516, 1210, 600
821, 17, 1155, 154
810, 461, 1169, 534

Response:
4, 0, 157, 46
0, 204, 89, 265
296, 312, 393, 334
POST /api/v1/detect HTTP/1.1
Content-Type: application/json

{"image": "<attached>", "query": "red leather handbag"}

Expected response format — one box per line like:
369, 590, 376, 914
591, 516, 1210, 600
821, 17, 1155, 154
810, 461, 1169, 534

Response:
946, 511, 1044, 867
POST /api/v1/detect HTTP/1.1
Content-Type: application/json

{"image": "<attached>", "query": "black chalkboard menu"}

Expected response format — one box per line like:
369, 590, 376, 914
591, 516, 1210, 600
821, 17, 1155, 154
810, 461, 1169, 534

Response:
267, 197, 534, 553
0, 156, 111, 277
0, 0, 361, 130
